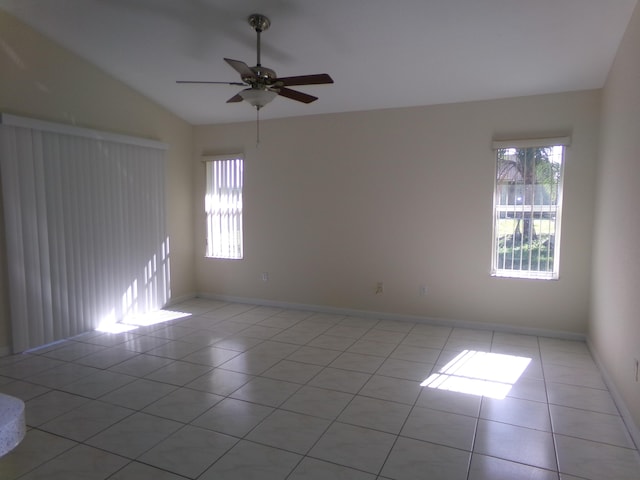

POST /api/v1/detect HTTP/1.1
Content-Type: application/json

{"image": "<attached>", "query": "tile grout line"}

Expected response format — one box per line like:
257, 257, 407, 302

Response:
464, 330, 497, 480
286, 318, 387, 476
223, 314, 380, 477
538, 334, 562, 478
375, 324, 457, 478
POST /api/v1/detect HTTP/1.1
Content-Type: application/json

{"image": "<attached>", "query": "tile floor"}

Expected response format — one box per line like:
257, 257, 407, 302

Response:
1, 298, 639, 479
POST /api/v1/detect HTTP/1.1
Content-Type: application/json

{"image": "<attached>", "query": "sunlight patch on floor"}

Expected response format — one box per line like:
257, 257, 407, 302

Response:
122, 309, 192, 327
420, 350, 531, 399
96, 309, 192, 333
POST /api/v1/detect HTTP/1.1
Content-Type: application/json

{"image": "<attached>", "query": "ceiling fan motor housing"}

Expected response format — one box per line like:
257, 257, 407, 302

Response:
246, 66, 277, 87
248, 14, 270, 33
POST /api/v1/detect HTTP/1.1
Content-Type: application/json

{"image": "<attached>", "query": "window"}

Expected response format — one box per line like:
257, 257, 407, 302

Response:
205, 154, 243, 259
491, 137, 568, 279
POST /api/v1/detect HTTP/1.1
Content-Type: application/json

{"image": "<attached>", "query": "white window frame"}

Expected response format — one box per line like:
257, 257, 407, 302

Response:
490, 137, 569, 280
204, 154, 244, 259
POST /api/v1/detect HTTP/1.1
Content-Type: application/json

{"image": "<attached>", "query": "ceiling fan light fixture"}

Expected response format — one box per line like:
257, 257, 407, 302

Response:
239, 88, 277, 109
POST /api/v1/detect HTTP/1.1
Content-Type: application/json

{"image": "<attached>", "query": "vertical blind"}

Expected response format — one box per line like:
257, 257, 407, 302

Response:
205, 155, 244, 259
0, 114, 169, 352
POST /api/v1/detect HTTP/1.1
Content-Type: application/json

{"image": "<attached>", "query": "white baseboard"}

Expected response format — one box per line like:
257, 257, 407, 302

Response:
166, 292, 199, 307
587, 339, 640, 450
196, 292, 586, 341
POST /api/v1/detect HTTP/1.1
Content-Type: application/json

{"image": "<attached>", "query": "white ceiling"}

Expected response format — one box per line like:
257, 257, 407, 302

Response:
1, 0, 637, 125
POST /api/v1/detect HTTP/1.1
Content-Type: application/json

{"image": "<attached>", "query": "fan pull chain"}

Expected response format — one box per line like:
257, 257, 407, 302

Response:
256, 109, 260, 146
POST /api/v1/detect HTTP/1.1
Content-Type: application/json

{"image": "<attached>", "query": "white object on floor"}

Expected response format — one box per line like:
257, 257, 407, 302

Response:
0, 393, 26, 457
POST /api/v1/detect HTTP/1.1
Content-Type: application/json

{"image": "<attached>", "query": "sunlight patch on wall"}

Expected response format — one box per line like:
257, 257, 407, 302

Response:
420, 350, 531, 399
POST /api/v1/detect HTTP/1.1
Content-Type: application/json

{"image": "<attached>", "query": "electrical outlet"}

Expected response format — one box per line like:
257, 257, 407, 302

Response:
635, 358, 639, 382
419, 285, 427, 296
261, 272, 269, 282
375, 281, 384, 295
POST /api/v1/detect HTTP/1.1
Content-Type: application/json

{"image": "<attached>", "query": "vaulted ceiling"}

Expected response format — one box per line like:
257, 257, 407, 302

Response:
1, 0, 637, 124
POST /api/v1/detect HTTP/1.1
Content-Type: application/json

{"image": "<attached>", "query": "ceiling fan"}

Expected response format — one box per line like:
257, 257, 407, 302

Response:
177, 13, 334, 111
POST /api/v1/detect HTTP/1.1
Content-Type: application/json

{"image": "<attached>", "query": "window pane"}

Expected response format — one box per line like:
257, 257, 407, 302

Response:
205, 156, 243, 259
492, 145, 564, 279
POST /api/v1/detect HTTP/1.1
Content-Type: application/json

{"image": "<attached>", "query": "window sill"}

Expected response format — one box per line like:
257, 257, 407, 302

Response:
491, 270, 558, 280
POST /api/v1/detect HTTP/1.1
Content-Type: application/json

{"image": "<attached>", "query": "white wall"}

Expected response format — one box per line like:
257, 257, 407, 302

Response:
0, 11, 195, 353
195, 90, 600, 334
590, 1, 640, 437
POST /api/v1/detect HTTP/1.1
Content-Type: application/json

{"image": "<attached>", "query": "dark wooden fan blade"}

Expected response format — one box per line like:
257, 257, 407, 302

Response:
224, 58, 255, 79
226, 93, 244, 103
276, 73, 333, 86
176, 80, 246, 86
277, 87, 318, 104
